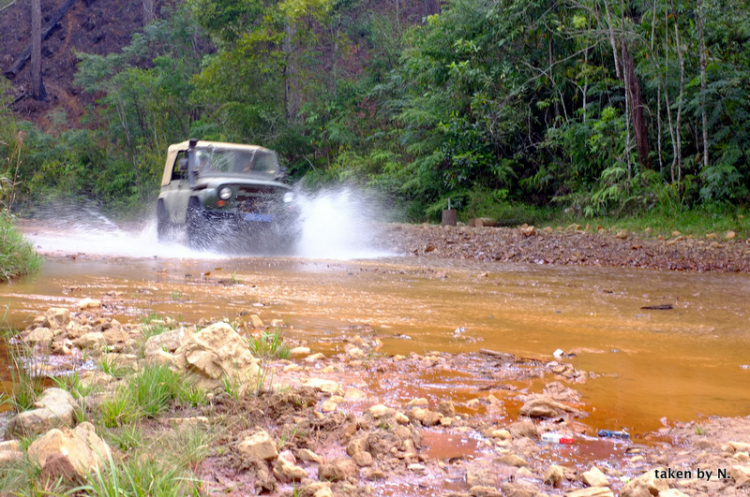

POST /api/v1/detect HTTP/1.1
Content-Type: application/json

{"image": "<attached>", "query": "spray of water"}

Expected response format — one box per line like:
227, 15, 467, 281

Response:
23, 188, 392, 260
294, 186, 392, 259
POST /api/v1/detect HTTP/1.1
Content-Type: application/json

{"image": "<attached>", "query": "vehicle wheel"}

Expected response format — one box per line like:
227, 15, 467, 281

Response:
187, 202, 209, 250
156, 201, 171, 242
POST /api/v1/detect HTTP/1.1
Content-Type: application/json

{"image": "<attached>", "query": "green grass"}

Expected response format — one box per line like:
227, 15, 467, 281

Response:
4, 340, 47, 412
248, 329, 290, 360
73, 452, 204, 497
545, 204, 750, 240
128, 363, 182, 417
0, 214, 43, 282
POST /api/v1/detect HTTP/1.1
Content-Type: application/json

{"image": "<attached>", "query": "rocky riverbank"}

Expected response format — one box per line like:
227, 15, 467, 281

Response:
383, 223, 750, 273
3, 302, 750, 496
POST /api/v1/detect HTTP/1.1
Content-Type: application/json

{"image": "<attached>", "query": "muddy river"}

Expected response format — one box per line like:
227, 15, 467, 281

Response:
3, 220, 750, 438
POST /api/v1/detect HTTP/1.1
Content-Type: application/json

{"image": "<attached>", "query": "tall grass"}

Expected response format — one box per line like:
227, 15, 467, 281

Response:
4, 340, 47, 412
248, 329, 290, 360
0, 214, 43, 282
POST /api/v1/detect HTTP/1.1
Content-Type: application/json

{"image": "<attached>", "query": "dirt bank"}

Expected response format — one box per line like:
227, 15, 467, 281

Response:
384, 223, 750, 273
3, 304, 750, 496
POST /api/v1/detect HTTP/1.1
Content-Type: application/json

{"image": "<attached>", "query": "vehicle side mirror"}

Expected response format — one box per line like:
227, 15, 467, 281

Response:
179, 158, 189, 171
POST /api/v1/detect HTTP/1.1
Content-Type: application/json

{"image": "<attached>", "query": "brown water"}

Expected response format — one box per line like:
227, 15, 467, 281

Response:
3, 254, 750, 435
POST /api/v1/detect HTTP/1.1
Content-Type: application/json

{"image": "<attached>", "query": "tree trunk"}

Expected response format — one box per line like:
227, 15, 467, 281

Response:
669, 0, 685, 191
143, 0, 155, 25
602, 0, 621, 79
31, 0, 45, 100
697, 0, 709, 169
622, 44, 651, 169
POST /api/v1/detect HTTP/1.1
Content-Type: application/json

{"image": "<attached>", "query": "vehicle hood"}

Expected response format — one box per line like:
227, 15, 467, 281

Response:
193, 176, 291, 191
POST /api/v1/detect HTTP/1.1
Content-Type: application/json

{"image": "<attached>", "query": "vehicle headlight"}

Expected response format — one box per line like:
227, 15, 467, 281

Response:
219, 187, 232, 200
283, 192, 294, 203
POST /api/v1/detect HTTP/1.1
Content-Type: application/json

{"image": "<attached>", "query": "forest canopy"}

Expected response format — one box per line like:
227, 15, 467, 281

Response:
1, 0, 749, 221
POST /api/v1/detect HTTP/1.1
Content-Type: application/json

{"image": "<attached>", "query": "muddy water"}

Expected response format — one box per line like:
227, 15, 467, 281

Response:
3, 253, 750, 435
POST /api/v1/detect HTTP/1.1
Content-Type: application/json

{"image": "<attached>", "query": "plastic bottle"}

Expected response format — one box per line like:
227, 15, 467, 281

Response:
541, 433, 574, 444
597, 430, 630, 439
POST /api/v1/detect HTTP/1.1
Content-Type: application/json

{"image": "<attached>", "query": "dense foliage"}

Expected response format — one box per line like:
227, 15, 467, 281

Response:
2, 0, 749, 220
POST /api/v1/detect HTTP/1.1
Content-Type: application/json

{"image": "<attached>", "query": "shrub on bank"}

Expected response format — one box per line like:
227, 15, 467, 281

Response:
0, 214, 42, 282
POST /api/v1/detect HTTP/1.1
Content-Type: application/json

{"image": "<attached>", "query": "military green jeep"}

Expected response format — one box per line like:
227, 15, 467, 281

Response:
156, 139, 299, 250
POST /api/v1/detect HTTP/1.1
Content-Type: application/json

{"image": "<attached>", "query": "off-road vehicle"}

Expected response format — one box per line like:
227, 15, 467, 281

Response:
156, 139, 299, 250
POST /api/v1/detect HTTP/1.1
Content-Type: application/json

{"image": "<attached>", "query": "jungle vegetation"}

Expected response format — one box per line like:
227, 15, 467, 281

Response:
1, 0, 749, 223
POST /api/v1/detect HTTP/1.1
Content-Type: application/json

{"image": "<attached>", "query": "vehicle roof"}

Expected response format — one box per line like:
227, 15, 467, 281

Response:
167, 140, 273, 154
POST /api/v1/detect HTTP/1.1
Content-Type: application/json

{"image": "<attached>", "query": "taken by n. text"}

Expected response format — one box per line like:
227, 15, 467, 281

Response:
654, 467, 728, 481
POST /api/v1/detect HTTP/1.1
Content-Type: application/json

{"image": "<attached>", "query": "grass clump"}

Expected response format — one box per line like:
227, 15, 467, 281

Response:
0, 214, 43, 282
128, 363, 181, 417
4, 341, 47, 412
74, 452, 204, 497
248, 329, 290, 360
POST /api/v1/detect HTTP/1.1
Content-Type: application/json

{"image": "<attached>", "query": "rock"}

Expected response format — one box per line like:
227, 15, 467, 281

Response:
520, 225, 536, 237
344, 387, 367, 401
249, 314, 265, 328
78, 298, 101, 310
73, 332, 106, 351
362, 468, 386, 480
544, 464, 566, 487
582, 466, 609, 487
509, 421, 539, 439
24, 327, 54, 345
297, 449, 323, 464
728, 441, 750, 452
407, 398, 429, 407
27, 422, 111, 480
726, 231, 737, 240
176, 322, 260, 394
305, 353, 326, 362
565, 488, 614, 497
289, 346, 311, 357
238, 429, 278, 461
0, 440, 21, 452
6, 388, 78, 438
500, 481, 539, 497
101, 328, 131, 346
298, 482, 332, 497
101, 353, 139, 371
488, 428, 512, 440
395, 412, 410, 424
353, 451, 373, 467
519, 396, 579, 418
144, 328, 188, 356
468, 486, 502, 497
0, 450, 23, 466
408, 407, 443, 426
273, 457, 308, 482
706, 233, 718, 239
467, 465, 497, 487
620, 468, 670, 497
496, 454, 528, 467
657, 490, 689, 497
615, 230, 628, 240
368, 404, 395, 419
321, 396, 345, 413
45, 308, 71, 329
319, 457, 357, 482
436, 399, 456, 417
313, 487, 334, 497
302, 378, 342, 395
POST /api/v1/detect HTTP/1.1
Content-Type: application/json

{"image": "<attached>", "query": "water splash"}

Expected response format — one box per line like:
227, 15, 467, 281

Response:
22, 188, 392, 260
294, 186, 392, 260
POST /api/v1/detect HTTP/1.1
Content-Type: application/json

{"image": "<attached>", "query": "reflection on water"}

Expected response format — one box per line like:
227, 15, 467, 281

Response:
2, 254, 750, 434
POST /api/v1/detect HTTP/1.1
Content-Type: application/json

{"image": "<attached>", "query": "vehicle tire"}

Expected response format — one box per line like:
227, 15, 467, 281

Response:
187, 201, 209, 250
156, 201, 171, 242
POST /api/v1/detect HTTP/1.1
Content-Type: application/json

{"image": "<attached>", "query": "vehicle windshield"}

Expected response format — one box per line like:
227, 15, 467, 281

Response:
189, 147, 280, 180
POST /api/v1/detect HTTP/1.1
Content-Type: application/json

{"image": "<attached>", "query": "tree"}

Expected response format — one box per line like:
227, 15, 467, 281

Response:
31, 0, 45, 100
